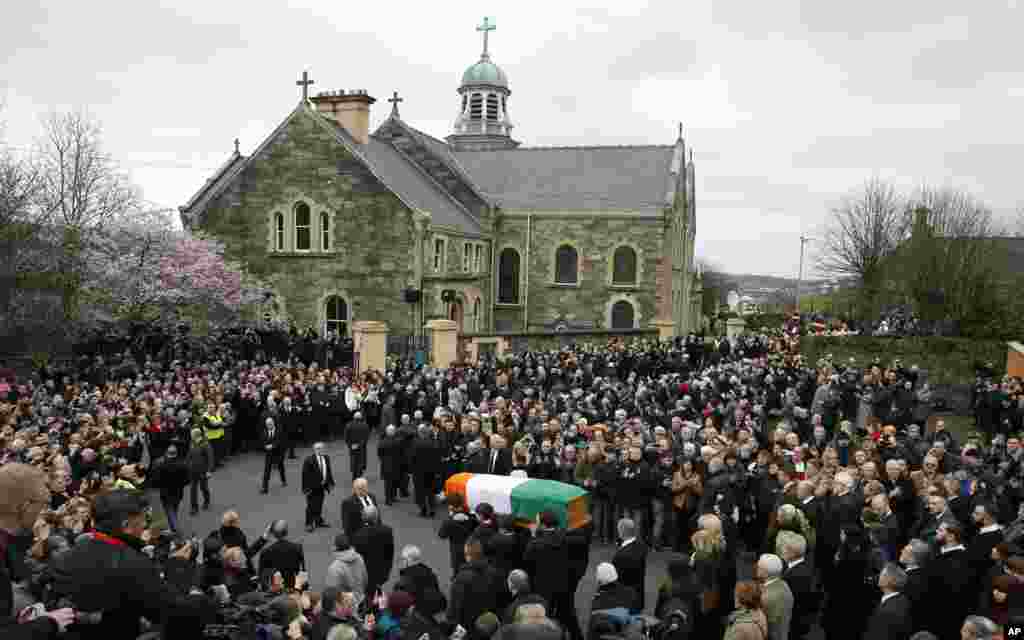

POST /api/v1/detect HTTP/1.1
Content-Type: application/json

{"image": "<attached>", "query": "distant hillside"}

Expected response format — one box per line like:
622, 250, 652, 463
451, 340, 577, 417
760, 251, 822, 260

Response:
716, 273, 836, 291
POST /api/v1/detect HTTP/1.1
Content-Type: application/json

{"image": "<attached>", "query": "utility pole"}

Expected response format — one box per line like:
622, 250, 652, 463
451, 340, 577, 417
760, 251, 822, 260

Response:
796, 234, 812, 316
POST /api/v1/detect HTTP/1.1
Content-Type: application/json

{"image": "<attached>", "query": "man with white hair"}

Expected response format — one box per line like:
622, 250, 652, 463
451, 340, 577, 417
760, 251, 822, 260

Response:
394, 544, 441, 607
960, 616, 998, 640
377, 425, 402, 505
863, 563, 912, 640
300, 441, 335, 531
612, 518, 647, 612
591, 562, 639, 613
345, 411, 370, 480
757, 553, 793, 640
779, 532, 815, 640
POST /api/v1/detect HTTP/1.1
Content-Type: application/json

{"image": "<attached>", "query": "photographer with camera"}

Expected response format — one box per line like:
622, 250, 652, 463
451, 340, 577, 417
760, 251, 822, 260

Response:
50, 489, 215, 639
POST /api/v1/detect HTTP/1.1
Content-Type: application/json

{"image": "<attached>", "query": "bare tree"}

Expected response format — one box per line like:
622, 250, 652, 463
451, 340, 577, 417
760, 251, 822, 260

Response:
817, 178, 908, 315
33, 111, 140, 320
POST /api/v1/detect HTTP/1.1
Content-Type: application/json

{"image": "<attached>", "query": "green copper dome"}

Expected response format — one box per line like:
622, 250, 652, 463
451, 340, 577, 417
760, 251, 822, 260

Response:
461, 58, 508, 88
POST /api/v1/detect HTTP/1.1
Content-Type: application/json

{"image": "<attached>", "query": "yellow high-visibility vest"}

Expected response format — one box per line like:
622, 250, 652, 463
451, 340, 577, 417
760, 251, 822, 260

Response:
204, 413, 225, 440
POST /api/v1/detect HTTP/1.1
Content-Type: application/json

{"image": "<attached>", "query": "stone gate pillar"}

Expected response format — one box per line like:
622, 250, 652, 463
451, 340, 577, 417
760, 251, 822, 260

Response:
652, 319, 676, 342
425, 319, 459, 368
353, 321, 388, 374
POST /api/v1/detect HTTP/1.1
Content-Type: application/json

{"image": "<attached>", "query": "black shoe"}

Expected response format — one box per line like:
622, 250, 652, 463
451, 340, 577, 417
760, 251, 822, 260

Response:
203, 503, 210, 511
282, 482, 288, 487
385, 501, 394, 506
305, 525, 315, 533
317, 520, 329, 528
259, 489, 268, 495
190, 509, 199, 516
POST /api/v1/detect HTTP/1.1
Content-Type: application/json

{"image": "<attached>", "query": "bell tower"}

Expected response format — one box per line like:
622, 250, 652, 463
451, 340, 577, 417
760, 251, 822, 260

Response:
447, 17, 520, 151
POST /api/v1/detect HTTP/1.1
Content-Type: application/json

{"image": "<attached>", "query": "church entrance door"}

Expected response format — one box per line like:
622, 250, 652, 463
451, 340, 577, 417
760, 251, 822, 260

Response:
449, 299, 465, 330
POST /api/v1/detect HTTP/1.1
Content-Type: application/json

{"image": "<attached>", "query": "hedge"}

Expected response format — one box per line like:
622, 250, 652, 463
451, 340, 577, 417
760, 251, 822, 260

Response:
799, 336, 1006, 385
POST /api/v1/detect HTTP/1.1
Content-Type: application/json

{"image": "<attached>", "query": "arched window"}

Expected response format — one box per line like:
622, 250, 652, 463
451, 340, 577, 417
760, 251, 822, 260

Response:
612, 245, 638, 284
325, 295, 348, 336
498, 248, 520, 304
554, 244, 578, 284
273, 213, 285, 251
473, 298, 481, 331
294, 203, 311, 251
320, 212, 331, 251
611, 300, 635, 329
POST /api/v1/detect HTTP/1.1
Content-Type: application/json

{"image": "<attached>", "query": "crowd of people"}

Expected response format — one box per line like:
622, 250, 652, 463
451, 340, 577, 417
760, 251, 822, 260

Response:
1, 321, 1024, 640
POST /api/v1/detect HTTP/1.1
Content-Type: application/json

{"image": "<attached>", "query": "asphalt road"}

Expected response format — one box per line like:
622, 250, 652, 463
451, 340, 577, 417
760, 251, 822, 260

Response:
157, 434, 749, 619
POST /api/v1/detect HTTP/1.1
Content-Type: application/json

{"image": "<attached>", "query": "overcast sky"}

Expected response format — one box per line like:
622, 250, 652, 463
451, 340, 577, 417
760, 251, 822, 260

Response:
2, 0, 1021, 278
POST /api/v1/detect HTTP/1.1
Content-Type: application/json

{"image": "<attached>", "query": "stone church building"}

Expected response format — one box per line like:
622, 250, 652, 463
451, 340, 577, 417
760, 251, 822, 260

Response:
180, 22, 700, 338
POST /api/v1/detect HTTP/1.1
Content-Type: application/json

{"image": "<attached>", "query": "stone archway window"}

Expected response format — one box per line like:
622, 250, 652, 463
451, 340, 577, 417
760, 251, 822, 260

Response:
498, 248, 520, 304
612, 245, 638, 284
611, 300, 635, 329
294, 202, 311, 251
273, 213, 285, 251
320, 211, 331, 251
555, 244, 578, 284
325, 295, 348, 336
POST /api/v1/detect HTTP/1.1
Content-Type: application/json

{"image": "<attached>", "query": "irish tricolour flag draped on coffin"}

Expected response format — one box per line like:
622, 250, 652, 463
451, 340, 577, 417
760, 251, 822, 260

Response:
444, 473, 591, 529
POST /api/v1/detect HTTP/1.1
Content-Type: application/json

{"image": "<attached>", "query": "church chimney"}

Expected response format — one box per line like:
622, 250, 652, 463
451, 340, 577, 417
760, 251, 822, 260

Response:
310, 89, 376, 144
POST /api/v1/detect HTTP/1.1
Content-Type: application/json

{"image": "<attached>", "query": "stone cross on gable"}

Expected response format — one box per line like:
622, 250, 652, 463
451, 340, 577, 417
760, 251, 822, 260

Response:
296, 71, 314, 101
477, 17, 496, 58
388, 91, 403, 118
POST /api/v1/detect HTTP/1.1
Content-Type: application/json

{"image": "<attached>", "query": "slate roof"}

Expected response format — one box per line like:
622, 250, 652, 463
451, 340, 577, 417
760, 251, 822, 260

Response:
180, 150, 247, 225
451, 145, 677, 214
180, 104, 482, 235
320, 118, 482, 234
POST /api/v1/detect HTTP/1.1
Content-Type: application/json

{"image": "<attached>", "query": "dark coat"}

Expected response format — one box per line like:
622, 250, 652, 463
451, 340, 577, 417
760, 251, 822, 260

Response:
412, 436, 444, 475
342, 493, 381, 539
261, 423, 286, 454
378, 435, 403, 478
346, 419, 371, 451
612, 539, 649, 612
51, 531, 215, 640
591, 581, 640, 614
0, 530, 59, 640
352, 522, 395, 593
301, 453, 336, 494
249, 537, 306, 590
862, 593, 913, 640
439, 511, 479, 571
447, 559, 505, 630
395, 562, 442, 607
783, 559, 818, 639
150, 457, 191, 501
923, 547, 972, 640
524, 529, 571, 600
487, 529, 529, 578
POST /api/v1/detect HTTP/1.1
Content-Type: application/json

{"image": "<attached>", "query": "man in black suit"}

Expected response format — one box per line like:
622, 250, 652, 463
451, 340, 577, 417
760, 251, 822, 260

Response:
411, 425, 443, 518
248, 519, 306, 590
923, 523, 971, 640
780, 532, 818, 640
346, 412, 371, 480
377, 425, 402, 505
611, 517, 648, 612
898, 539, 931, 631
968, 502, 1003, 590
301, 442, 335, 532
351, 505, 395, 598
483, 434, 513, 475
341, 477, 380, 539
862, 563, 913, 640
260, 416, 287, 494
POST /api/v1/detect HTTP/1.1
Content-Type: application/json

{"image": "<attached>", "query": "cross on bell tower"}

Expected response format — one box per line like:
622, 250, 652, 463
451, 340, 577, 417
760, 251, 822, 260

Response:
477, 17, 496, 59
388, 91, 403, 118
296, 70, 314, 101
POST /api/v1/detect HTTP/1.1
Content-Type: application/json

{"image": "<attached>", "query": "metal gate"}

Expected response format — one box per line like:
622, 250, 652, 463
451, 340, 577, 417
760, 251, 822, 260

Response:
387, 333, 431, 366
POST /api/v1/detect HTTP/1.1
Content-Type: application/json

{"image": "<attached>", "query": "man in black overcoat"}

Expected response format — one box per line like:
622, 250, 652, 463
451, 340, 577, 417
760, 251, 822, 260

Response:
300, 442, 335, 531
